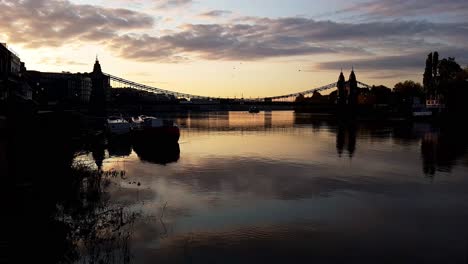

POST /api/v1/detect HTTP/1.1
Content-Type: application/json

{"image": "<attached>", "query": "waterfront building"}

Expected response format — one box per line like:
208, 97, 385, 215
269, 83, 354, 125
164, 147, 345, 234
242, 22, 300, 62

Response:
27, 71, 92, 106
0, 43, 26, 113
23, 58, 110, 110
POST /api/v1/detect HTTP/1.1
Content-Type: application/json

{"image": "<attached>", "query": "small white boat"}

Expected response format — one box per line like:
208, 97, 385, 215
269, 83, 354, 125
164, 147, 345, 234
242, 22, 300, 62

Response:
106, 116, 131, 135
130, 115, 145, 129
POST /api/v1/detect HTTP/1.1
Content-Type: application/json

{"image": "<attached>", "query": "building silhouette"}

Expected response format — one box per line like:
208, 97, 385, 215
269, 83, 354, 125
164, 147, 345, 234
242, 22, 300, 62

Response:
348, 69, 358, 106
0, 43, 33, 117
337, 71, 346, 106
27, 71, 92, 106
0, 43, 23, 113
336, 68, 359, 108
22, 57, 109, 113
89, 57, 110, 115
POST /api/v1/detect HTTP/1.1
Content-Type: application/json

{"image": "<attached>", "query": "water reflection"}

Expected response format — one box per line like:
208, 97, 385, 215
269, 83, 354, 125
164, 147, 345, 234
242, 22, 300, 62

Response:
173, 111, 296, 131
2, 112, 141, 264
91, 136, 106, 169
4, 111, 468, 263
336, 122, 357, 158
264, 110, 272, 129
114, 112, 468, 263
420, 124, 468, 177
108, 135, 133, 158
133, 141, 180, 165
88, 134, 181, 165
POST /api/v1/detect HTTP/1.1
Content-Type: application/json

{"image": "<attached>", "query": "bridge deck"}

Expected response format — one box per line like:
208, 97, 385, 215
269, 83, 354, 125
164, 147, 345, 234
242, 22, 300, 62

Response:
106, 73, 372, 102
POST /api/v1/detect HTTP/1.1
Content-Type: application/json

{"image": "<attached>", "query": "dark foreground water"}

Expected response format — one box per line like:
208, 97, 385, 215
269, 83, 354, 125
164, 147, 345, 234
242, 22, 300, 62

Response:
4, 111, 468, 263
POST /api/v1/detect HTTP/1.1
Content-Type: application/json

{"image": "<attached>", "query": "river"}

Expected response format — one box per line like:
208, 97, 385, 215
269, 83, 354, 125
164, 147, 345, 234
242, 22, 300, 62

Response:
72, 111, 468, 263
3, 111, 468, 263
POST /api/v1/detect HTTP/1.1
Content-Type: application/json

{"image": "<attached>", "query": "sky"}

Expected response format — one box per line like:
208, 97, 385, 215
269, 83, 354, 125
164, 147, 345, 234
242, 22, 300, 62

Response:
1, 0, 467, 98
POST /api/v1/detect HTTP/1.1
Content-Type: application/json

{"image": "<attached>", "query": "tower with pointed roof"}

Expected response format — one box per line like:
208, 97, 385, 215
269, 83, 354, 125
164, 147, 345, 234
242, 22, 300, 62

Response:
89, 57, 110, 115
93, 56, 102, 74
348, 67, 358, 106
337, 70, 346, 105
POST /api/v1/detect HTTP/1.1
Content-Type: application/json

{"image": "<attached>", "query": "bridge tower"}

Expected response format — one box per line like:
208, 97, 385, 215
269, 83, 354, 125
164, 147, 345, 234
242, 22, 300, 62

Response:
348, 68, 358, 107
89, 57, 110, 115
337, 70, 346, 105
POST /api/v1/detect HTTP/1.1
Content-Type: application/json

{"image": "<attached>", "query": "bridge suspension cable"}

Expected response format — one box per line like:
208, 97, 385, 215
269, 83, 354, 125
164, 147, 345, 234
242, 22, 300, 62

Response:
105, 73, 373, 102
106, 73, 218, 100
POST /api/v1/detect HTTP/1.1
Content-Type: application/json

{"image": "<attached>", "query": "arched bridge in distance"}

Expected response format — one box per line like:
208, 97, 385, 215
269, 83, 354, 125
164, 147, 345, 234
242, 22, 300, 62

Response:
105, 73, 373, 102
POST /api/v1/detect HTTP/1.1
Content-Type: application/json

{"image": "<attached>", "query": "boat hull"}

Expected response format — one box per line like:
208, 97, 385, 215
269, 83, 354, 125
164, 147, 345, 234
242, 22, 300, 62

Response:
107, 122, 131, 135
132, 126, 180, 143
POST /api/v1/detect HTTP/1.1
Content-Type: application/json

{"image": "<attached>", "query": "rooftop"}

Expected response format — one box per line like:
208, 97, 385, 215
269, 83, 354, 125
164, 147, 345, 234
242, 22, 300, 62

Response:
1, 42, 20, 58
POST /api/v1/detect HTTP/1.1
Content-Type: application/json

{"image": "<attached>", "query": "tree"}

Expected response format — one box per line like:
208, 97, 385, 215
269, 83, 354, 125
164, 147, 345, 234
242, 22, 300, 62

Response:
423, 52, 433, 95
371, 85, 392, 104
394, 80, 424, 98
312, 91, 322, 99
295, 94, 305, 103
438, 57, 462, 82
437, 57, 464, 109
432, 52, 439, 78
463, 67, 468, 80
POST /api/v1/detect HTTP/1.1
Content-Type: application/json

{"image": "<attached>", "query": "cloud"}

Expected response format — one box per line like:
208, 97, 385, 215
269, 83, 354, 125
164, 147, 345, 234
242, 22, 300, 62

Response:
198, 10, 233, 18
108, 17, 468, 63
0, 0, 154, 48
2, 0, 467, 73
318, 54, 426, 71
317, 47, 468, 72
154, 0, 192, 9
37, 57, 88, 66
341, 0, 468, 20
109, 23, 335, 62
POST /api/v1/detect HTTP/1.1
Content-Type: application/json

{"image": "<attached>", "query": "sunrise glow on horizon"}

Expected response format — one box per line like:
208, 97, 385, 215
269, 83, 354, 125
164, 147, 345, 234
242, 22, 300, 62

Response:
2, 0, 467, 98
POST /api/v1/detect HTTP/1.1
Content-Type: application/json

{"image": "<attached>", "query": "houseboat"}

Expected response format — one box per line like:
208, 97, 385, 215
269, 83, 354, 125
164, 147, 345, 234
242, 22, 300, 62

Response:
131, 116, 180, 142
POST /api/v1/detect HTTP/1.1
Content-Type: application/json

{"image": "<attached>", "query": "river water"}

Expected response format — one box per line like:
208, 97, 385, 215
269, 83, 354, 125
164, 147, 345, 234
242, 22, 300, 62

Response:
68, 111, 468, 263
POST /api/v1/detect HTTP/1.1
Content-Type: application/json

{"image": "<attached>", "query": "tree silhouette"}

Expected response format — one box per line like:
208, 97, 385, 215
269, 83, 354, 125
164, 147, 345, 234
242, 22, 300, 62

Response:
423, 52, 433, 96
437, 57, 465, 111
394, 80, 424, 98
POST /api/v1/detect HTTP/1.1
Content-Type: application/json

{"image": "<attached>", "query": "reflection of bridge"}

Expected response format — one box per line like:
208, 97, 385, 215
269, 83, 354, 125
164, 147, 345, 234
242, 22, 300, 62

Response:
105, 73, 372, 102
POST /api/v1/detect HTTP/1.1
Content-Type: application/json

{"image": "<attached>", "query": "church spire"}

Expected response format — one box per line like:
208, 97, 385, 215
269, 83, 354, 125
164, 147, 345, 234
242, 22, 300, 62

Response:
93, 56, 102, 74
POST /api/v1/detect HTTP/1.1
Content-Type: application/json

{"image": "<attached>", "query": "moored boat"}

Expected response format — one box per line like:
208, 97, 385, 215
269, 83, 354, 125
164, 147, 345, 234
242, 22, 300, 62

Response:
106, 116, 131, 135
131, 116, 180, 142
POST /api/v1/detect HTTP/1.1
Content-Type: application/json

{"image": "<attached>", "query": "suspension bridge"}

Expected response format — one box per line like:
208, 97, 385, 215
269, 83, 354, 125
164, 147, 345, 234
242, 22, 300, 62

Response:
105, 73, 372, 103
